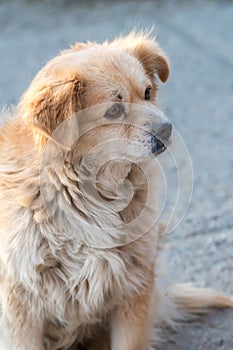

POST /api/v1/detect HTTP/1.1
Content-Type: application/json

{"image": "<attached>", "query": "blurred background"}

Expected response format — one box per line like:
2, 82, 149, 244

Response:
0, 0, 233, 349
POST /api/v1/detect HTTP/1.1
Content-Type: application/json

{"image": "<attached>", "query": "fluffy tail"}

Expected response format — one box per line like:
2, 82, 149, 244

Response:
170, 283, 233, 314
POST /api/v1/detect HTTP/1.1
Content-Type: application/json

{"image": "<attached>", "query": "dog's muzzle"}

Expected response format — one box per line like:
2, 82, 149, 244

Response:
150, 121, 172, 155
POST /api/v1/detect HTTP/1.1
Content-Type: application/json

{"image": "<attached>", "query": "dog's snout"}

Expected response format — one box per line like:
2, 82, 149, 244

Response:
154, 122, 172, 142
148, 120, 172, 156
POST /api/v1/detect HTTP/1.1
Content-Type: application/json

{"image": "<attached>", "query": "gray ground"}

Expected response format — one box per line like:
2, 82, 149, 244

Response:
0, 0, 233, 349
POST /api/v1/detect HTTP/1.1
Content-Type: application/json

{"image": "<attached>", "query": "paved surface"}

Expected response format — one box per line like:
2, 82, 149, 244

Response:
0, 0, 233, 348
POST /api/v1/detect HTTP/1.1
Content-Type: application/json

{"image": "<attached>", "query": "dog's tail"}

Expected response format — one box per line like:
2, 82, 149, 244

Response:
170, 283, 233, 315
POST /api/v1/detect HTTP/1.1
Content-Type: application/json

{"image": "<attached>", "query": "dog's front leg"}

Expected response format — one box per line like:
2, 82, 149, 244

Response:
110, 284, 154, 350
0, 292, 44, 350
0, 319, 44, 350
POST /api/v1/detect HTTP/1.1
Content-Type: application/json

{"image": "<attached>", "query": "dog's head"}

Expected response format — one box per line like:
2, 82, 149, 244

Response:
21, 32, 172, 163
22, 32, 173, 244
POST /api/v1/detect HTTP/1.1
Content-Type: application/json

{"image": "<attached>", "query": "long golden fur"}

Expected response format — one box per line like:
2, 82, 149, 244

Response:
0, 32, 232, 350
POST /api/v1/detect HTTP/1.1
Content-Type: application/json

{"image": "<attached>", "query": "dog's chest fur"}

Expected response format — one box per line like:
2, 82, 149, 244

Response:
1, 211, 156, 348
35, 226, 156, 346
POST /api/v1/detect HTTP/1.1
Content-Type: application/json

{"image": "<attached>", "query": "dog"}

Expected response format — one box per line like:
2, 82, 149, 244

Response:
0, 31, 232, 350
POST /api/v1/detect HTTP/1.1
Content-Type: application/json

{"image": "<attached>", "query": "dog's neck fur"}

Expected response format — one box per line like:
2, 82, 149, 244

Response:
40, 154, 155, 249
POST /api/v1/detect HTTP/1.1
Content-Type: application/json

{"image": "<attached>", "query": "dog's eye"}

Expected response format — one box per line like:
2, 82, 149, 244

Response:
104, 103, 125, 119
145, 86, 151, 101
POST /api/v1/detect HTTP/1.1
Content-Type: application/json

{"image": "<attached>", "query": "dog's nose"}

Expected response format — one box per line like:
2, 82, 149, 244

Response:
155, 122, 172, 142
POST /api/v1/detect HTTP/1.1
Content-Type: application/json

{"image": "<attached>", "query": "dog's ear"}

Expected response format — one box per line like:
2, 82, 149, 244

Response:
21, 56, 84, 139
21, 79, 82, 138
111, 32, 170, 83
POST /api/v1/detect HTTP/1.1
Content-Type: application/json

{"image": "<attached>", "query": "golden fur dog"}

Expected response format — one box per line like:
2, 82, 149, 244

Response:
0, 32, 232, 350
